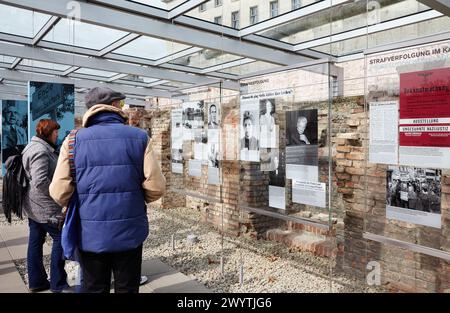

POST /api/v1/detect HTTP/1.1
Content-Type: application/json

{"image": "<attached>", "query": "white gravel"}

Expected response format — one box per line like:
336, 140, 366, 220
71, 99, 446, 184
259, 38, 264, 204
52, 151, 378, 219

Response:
143, 206, 383, 293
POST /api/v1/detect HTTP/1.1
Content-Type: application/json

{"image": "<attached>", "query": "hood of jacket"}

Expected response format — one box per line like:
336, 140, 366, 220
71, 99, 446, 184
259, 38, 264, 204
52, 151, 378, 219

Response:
82, 104, 129, 127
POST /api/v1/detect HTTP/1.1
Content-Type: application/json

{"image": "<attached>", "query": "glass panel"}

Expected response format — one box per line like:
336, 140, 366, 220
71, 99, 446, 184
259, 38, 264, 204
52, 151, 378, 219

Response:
169, 49, 242, 69
0, 55, 15, 64
19, 59, 71, 71
367, 16, 450, 49
74, 68, 119, 78
218, 61, 280, 76
42, 19, 128, 50
185, 0, 322, 30
120, 74, 159, 84
362, 39, 450, 292
0, 4, 51, 38
160, 81, 194, 88
258, 0, 431, 45
128, 0, 189, 10
114, 36, 190, 60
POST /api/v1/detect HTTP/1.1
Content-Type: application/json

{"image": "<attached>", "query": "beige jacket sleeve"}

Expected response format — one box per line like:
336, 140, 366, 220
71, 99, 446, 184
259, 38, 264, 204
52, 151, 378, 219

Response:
143, 139, 166, 203
49, 136, 75, 208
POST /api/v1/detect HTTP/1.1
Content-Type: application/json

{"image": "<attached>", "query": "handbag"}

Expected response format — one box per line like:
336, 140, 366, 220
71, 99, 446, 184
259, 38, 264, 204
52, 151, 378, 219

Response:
61, 129, 80, 261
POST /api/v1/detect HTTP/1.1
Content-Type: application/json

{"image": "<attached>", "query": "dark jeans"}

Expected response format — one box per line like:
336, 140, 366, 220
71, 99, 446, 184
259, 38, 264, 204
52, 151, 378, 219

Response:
79, 245, 142, 293
27, 218, 69, 292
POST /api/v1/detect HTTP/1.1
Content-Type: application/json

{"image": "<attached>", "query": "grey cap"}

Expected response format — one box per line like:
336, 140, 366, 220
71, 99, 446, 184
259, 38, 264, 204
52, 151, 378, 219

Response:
85, 87, 126, 108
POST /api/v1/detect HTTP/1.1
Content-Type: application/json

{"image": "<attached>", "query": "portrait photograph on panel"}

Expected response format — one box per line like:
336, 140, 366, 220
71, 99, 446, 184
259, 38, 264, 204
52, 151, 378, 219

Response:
28, 82, 75, 151
285, 109, 318, 181
269, 150, 286, 188
260, 148, 279, 172
207, 103, 220, 129
1, 100, 28, 174
240, 100, 260, 162
259, 98, 278, 149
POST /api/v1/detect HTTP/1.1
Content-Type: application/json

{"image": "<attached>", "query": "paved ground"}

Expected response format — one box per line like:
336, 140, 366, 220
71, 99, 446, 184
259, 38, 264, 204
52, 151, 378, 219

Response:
0, 223, 210, 293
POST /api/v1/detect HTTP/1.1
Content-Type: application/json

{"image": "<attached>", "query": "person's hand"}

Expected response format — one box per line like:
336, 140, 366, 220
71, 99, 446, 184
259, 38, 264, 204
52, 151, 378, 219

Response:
300, 134, 310, 144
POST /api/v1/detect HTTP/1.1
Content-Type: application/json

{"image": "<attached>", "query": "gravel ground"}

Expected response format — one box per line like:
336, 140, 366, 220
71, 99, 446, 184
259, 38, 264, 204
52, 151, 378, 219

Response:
143, 206, 384, 293
2, 204, 383, 292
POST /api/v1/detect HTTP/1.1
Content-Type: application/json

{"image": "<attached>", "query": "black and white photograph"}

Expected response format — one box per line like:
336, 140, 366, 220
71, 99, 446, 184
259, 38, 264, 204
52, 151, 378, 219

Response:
240, 100, 260, 162
386, 166, 441, 229
259, 98, 278, 148
171, 109, 183, 150
171, 148, 183, 174
260, 148, 279, 172
182, 100, 204, 141
269, 150, 286, 188
286, 109, 318, 181
1, 100, 28, 175
269, 150, 286, 210
208, 103, 220, 129
208, 142, 219, 168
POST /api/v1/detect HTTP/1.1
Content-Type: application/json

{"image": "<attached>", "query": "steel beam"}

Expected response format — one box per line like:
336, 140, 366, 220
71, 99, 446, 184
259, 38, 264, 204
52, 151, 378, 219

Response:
0, 69, 171, 98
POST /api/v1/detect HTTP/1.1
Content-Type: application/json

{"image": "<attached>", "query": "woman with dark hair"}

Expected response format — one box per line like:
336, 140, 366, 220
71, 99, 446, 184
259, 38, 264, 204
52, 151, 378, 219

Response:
22, 119, 69, 293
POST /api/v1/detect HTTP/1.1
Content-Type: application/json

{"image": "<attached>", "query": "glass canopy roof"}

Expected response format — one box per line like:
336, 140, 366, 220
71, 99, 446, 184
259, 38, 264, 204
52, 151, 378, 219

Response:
0, 4, 51, 38
114, 36, 191, 61
0, 0, 448, 99
42, 19, 129, 50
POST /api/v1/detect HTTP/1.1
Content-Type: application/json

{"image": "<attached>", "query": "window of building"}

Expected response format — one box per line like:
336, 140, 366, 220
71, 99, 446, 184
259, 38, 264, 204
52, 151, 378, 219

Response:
199, 3, 206, 12
231, 11, 239, 29
270, 1, 279, 18
292, 0, 301, 10
249, 6, 258, 25
214, 16, 222, 25
215, 0, 222, 7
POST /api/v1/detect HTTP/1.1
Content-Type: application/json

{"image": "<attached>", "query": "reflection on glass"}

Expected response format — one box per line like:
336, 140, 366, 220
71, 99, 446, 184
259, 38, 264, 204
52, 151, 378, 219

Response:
128, 0, 189, 10
170, 49, 242, 69
42, 19, 128, 50
19, 59, 71, 71
219, 60, 280, 75
185, 0, 320, 30
0, 55, 16, 64
114, 36, 190, 60
258, 0, 431, 45
0, 4, 51, 38
74, 68, 119, 78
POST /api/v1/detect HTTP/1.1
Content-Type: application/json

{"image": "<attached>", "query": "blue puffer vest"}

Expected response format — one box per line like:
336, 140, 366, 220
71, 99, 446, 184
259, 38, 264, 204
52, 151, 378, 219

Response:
75, 111, 149, 253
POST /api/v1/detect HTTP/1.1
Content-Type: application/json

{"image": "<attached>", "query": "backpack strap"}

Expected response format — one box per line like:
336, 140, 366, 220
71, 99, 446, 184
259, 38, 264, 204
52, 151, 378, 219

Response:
68, 129, 78, 183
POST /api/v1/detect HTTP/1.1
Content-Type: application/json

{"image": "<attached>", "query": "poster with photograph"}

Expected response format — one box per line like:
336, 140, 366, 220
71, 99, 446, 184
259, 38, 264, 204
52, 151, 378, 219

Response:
193, 129, 208, 161
259, 98, 278, 148
188, 159, 202, 177
171, 109, 183, 174
28, 82, 74, 151
369, 101, 398, 165
285, 109, 318, 181
398, 67, 450, 168
269, 150, 285, 210
207, 103, 220, 129
386, 166, 441, 229
240, 99, 260, 162
292, 181, 326, 208
260, 148, 279, 172
207, 128, 220, 185
182, 101, 204, 141
1, 100, 28, 175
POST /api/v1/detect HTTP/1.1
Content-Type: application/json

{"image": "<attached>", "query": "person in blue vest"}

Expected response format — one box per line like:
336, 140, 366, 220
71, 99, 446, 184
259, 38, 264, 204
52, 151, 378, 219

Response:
49, 87, 166, 293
